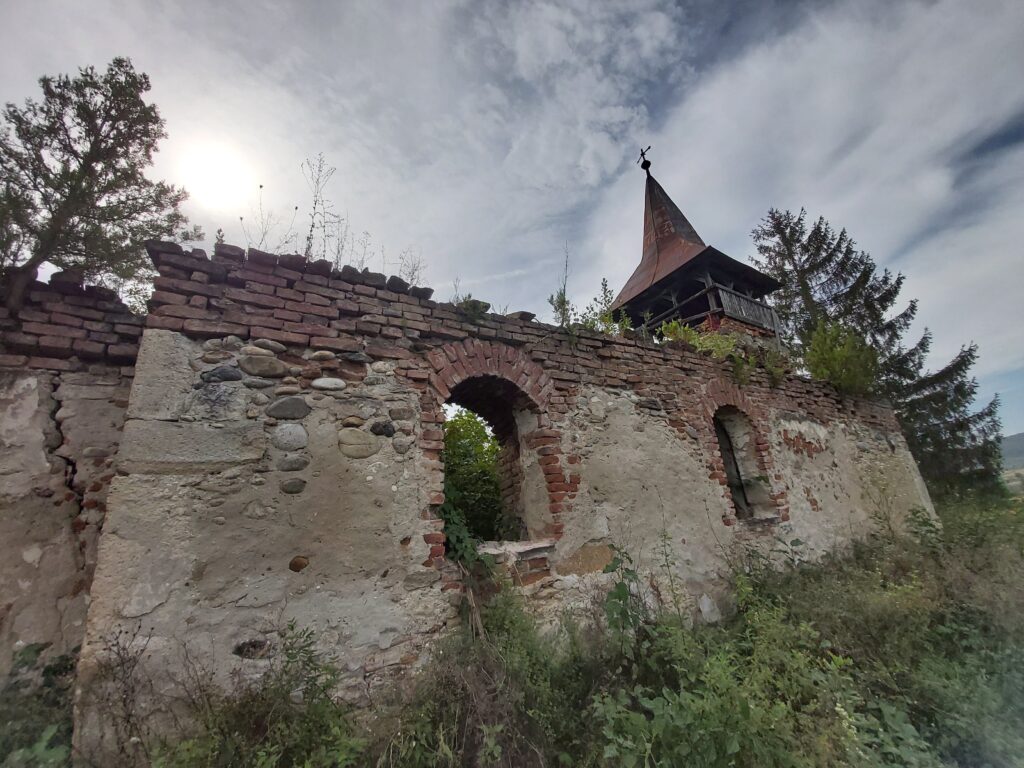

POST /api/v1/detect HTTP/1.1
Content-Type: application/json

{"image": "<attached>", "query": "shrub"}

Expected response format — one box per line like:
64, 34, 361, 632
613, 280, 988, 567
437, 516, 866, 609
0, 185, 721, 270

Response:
579, 278, 634, 337
803, 320, 878, 396
758, 496, 1024, 767
372, 588, 610, 767
658, 320, 752, 385
153, 622, 364, 767
0, 649, 75, 767
14, 496, 1020, 767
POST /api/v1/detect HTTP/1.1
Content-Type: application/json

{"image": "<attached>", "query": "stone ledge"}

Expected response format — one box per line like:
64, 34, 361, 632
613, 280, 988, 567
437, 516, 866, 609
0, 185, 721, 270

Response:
118, 419, 266, 474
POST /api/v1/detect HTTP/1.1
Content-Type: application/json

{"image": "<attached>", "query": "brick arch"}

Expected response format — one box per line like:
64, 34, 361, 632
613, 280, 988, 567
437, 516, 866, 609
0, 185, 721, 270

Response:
417, 340, 571, 567
423, 339, 554, 411
699, 377, 790, 525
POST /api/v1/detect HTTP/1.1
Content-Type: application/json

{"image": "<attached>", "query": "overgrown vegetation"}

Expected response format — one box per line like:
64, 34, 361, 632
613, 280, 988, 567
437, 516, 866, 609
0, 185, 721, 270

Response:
578, 278, 634, 337
439, 408, 505, 551
237, 153, 426, 282
448, 280, 492, 324
0, 647, 75, 767
12, 493, 1018, 767
153, 623, 364, 767
393, 494, 1024, 766
803, 319, 879, 396
547, 248, 634, 342
658, 319, 789, 386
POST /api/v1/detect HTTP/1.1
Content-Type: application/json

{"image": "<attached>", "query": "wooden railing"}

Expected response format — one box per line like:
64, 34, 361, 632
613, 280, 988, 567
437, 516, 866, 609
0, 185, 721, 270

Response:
638, 283, 781, 335
717, 285, 781, 333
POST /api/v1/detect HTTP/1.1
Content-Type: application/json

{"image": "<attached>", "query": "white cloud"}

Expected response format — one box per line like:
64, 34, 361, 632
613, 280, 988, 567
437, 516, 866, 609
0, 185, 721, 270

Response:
580, 0, 1024, 429
2, 0, 1022, 429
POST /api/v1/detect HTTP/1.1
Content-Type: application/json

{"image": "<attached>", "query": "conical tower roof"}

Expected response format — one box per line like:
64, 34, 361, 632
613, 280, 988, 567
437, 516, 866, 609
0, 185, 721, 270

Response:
611, 171, 710, 311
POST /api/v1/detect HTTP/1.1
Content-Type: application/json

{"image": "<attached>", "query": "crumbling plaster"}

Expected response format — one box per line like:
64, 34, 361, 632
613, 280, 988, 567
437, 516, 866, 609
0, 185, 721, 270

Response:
0, 367, 129, 677
559, 387, 932, 582
75, 329, 454, 761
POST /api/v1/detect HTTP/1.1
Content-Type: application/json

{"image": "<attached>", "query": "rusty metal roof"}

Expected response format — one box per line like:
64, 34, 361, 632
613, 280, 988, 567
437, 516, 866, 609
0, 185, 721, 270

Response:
611, 173, 710, 310
611, 172, 778, 311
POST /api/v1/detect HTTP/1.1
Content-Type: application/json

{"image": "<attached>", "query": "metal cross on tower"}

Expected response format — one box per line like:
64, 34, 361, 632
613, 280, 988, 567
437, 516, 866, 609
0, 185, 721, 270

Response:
637, 145, 652, 175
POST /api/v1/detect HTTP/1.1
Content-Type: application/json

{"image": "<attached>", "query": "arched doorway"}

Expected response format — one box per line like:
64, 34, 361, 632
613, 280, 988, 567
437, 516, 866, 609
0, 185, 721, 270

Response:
444, 374, 547, 541
418, 339, 570, 570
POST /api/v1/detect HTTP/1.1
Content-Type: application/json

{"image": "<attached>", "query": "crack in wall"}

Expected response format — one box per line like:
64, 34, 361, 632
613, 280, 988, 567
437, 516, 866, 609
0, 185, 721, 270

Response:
47, 376, 86, 568
44, 374, 86, 655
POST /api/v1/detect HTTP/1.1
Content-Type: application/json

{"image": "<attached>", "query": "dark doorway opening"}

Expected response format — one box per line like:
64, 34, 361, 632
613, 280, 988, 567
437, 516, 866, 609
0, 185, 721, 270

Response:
712, 406, 773, 520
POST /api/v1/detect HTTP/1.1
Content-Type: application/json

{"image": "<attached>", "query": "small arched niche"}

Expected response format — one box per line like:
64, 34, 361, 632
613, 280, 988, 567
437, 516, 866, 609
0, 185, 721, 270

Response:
443, 374, 547, 541
712, 406, 774, 520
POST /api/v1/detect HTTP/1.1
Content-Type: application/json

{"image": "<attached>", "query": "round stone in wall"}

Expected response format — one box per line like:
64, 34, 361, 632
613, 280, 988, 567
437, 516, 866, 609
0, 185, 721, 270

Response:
201, 365, 243, 383
243, 377, 275, 389
271, 423, 308, 451
238, 355, 289, 378
276, 453, 310, 471
239, 344, 275, 357
280, 478, 307, 494
253, 338, 287, 353
338, 427, 381, 458
310, 377, 346, 391
265, 396, 311, 420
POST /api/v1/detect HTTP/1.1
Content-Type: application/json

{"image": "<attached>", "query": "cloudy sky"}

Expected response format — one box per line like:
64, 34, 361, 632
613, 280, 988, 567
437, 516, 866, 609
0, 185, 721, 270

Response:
2, 0, 1022, 432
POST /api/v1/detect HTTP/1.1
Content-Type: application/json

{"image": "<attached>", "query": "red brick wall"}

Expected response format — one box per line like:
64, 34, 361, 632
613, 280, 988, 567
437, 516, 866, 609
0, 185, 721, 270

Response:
0, 272, 142, 373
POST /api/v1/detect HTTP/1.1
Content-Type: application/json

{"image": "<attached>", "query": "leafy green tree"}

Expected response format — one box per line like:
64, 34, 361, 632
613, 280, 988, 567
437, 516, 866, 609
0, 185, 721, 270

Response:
752, 208, 1001, 496
0, 57, 200, 313
442, 408, 503, 541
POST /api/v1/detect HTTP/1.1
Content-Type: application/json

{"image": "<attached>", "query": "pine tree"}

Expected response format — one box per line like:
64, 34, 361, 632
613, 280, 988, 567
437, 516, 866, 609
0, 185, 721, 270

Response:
752, 208, 1002, 497
0, 58, 201, 313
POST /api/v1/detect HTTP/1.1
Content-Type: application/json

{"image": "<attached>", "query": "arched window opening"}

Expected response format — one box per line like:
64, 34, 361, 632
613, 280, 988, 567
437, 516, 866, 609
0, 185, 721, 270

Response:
443, 375, 544, 542
712, 406, 773, 520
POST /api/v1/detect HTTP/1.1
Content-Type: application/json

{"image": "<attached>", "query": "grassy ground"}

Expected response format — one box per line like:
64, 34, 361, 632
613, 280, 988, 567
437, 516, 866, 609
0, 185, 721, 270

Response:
4, 494, 1023, 767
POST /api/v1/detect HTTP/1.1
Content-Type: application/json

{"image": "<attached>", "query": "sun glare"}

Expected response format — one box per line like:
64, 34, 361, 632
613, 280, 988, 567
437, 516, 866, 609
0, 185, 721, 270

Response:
176, 139, 257, 213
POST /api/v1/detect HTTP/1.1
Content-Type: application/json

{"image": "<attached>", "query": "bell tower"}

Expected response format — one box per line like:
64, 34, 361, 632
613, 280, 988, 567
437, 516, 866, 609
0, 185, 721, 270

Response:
612, 152, 781, 336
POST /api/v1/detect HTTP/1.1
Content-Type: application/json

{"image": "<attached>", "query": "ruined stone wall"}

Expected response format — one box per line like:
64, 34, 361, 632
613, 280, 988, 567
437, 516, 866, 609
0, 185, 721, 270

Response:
0, 243, 931, 759
0, 276, 139, 678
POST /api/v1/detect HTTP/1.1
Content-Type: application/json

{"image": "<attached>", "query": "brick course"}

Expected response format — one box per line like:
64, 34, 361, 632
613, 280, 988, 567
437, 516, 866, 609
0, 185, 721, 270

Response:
0, 272, 143, 371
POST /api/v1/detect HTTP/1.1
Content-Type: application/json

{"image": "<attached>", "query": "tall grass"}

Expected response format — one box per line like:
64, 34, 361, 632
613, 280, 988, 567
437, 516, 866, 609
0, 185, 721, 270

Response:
382, 494, 1024, 767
